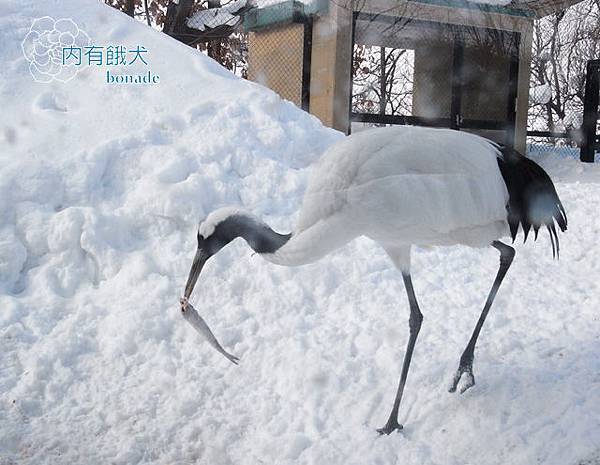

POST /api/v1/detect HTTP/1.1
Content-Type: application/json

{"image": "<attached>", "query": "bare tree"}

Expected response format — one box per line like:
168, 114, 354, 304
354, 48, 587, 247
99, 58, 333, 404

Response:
352, 45, 414, 118
105, 0, 251, 77
124, 0, 135, 17
105, 0, 171, 27
529, 0, 600, 143
143, 0, 151, 26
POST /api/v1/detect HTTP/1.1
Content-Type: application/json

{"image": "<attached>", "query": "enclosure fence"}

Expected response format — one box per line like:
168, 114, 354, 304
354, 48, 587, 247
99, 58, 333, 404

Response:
244, 1, 313, 111
527, 59, 599, 162
163, 0, 600, 162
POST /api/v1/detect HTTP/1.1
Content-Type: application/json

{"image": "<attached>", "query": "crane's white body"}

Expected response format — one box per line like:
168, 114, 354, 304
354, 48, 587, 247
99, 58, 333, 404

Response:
264, 126, 509, 268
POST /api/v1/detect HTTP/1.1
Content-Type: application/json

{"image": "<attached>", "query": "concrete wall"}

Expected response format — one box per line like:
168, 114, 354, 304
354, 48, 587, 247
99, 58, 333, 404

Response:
247, 23, 305, 107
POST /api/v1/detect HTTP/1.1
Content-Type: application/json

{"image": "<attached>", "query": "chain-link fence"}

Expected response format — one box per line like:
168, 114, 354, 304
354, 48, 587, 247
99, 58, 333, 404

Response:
526, 0, 600, 160
158, 0, 313, 107
181, 0, 313, 109
244, 1, 312, 110
527, 136, 581, 157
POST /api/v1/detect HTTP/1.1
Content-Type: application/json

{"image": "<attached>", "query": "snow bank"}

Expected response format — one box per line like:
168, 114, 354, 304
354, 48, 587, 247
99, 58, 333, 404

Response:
187, 0, 247, 32
530, 83, 552, 105
1, 1, 599, 465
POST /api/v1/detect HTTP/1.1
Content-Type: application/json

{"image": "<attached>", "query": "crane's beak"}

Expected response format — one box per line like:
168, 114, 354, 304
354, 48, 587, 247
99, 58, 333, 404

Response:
183, 248, 209, 299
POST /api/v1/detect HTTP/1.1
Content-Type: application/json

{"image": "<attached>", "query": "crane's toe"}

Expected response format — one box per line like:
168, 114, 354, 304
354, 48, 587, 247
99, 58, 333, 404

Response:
449, 367, 475, 394
376, 419, 404, 435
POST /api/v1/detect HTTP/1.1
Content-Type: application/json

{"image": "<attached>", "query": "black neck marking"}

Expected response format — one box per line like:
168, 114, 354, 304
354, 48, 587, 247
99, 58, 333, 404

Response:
216, 214, 291, 254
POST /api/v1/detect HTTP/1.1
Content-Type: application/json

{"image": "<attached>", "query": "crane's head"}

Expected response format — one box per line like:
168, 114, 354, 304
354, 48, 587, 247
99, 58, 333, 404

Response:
183, 207, 291, 301
183, 208, 244, 300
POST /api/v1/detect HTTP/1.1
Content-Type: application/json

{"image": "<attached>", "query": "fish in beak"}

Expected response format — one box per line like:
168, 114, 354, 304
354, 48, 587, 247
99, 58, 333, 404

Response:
180, 246, 240, 365
180, 300, 239, 365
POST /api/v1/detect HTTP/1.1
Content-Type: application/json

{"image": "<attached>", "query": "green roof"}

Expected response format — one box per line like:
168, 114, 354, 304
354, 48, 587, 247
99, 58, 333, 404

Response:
410, 0, 535, 17
243, 0, 328, 31
243, 0, 533, 32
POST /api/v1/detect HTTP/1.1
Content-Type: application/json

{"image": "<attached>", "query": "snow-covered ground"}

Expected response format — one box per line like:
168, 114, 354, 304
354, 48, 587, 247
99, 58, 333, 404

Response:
1, 1, 599, 464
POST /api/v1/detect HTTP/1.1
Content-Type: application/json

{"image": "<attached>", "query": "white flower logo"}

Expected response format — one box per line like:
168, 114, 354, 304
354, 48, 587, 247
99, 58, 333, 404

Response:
21, 16, 91, 83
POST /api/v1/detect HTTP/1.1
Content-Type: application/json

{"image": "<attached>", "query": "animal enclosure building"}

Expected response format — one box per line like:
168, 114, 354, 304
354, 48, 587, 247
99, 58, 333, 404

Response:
244, 0, 581, 153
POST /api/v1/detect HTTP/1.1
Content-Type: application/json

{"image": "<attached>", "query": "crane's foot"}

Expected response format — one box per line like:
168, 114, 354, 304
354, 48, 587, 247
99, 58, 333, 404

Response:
376, 417, 403, 435
448, 364, 475, 394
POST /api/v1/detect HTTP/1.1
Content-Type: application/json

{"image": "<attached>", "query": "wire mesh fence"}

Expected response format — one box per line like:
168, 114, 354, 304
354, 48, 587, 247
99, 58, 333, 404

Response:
150, 0, 312, 102
246, 17, 311, 109
527, 136, 578, 155
526, 139, 600, 163
526, 0, 600, 159
187, 0, 313, 109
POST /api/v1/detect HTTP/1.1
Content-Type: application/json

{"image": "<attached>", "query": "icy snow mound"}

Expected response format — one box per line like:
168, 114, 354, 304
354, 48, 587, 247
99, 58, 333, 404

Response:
0, 0, 339, 462
0, 0, 340, 296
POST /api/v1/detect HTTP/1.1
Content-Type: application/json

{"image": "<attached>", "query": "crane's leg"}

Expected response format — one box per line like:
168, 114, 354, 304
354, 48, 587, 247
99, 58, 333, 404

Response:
449, 240, 515, 394
377, 270, 423, 435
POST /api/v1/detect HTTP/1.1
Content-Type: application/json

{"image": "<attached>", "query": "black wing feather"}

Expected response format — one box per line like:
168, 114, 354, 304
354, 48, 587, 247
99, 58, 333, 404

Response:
496, 147, 567, 258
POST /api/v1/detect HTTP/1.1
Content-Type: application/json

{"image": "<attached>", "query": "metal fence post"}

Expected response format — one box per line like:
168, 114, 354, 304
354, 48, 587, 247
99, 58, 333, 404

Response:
580, 60, 600, 163
301, 17, 313, 112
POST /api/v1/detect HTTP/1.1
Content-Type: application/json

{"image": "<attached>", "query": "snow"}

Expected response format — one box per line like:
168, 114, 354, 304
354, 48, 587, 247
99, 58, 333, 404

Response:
1, 1, 599, 465
530, 83, 553, 105
187, 0, 247, 32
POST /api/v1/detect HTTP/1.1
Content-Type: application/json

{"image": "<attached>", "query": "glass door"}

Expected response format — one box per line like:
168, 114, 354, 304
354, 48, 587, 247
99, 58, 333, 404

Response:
350, 12, 520, 147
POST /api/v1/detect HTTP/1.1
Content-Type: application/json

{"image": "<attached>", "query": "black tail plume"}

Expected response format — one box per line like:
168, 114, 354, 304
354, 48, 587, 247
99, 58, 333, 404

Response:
496, 147, 567, 258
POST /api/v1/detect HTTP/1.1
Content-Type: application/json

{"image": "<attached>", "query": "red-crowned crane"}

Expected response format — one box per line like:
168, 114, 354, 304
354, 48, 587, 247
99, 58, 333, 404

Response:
180, 126, 567, 435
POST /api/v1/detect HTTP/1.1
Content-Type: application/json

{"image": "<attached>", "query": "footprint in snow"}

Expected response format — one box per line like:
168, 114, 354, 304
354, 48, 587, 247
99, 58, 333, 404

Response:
187, 102, 218, 124
34, 91, 68, 112
4, 127, 17, 145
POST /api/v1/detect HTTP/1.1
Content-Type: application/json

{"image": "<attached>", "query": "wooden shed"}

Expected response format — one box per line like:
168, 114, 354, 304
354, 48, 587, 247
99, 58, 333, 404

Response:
244, 0, 582, 153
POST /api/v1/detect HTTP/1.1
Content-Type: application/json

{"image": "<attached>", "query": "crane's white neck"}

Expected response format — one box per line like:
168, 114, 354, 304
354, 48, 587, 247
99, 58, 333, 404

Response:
261, 213, 358, 267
